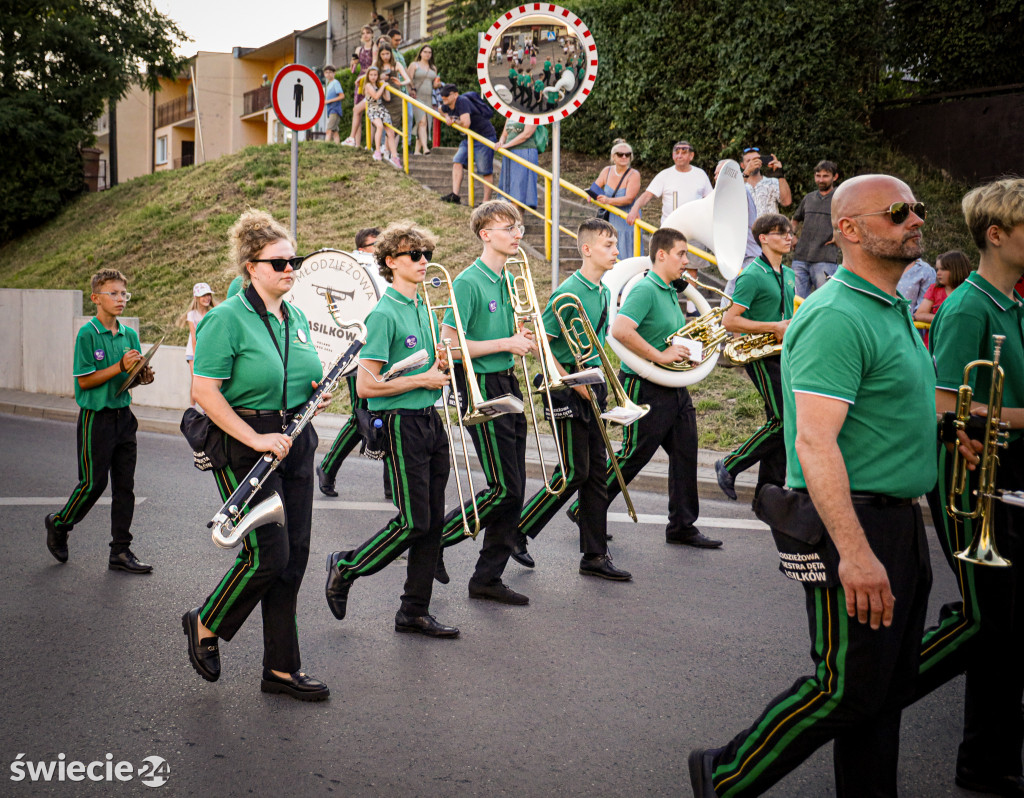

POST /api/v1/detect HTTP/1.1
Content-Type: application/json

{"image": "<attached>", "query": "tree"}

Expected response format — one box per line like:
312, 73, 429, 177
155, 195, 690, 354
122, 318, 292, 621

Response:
0, 0, 188, 241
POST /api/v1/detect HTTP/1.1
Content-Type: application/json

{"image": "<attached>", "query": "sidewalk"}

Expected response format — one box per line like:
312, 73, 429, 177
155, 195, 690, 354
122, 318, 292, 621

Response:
0, 387, 759, 503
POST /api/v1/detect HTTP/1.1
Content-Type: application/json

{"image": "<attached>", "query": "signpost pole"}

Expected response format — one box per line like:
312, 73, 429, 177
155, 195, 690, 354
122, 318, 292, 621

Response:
551, 120, 560, 290
290, 132, 298, 240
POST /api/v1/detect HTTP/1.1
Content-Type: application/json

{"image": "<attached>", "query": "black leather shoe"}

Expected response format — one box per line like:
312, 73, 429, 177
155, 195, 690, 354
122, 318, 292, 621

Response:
182, 607, 220, 682
566, 507, 611, 539
668, 530, 723, 549
580, 554, 632, 581
316, 464, 338, 497
325, 552, 352, 620
688, 747, 721, 798
511, 535, 535, 568
434, 553, 450, 584
955, 768, 1024, 796
395, 611, 460, 638
468, 580, 529, 605
45, 513, 68, 563
260, 669, 330, 701
715, 458, 737, 501
109, 550, 153, 573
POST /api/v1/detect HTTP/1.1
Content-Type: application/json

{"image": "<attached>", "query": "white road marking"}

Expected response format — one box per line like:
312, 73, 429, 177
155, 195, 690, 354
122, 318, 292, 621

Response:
0, 497, 147, 506
313, 500, 397, 511
608, 512, 768, 530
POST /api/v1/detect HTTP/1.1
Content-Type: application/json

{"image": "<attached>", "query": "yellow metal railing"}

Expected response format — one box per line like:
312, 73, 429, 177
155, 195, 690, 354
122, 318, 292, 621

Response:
354, 86, 700, 264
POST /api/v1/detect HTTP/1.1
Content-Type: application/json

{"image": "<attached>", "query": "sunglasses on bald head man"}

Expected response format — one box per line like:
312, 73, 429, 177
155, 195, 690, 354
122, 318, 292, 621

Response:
850, 202, 927, 225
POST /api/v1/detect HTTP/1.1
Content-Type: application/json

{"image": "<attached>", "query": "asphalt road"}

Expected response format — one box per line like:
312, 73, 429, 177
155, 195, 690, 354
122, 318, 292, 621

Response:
0, 413, 980, 797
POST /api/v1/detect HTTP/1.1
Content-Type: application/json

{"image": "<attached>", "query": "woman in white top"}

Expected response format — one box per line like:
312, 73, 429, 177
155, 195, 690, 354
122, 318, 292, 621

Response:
178, 281, 217, 407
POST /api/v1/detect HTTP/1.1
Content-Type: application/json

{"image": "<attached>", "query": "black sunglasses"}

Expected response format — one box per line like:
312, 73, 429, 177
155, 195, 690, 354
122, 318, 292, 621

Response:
251, 256, 305, 271
851, 202, 927, 225
393, 249, 433, 262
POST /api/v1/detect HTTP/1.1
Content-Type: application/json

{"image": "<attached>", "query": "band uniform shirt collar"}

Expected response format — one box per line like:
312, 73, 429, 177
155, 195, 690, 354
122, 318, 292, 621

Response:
966, 271, 1024, 312
752, 254, 778, 275
829, 267, 906, 310
646, 270, 675, 291
471, 258, 504, 283
88, 316, 125, 337
241, 283, 296, 321
383, 285, 420, 307
570, 270, 601, 292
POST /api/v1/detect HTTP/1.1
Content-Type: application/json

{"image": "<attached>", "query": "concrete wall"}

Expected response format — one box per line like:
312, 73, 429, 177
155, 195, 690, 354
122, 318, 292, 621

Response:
2, 289, 190, 409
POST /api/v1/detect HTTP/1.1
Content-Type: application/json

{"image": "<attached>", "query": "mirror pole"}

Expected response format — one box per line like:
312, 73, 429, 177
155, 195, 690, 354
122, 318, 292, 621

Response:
551, 119, 560, 289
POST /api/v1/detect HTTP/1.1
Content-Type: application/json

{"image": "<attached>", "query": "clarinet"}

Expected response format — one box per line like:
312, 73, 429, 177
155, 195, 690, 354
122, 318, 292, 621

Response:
209, 322, 367, 549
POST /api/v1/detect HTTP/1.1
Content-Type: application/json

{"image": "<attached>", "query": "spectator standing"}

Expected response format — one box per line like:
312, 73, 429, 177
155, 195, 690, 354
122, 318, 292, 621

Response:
409, 45, 438, 155
179, 282, 218, 408
791, 160, 841, 296
363, 67, 397, 166
741, 146, 792, 217
896, 257, 936, 315
497, 120, 542, 209
626, 141, 712, 229
342, 26, 376, 147
323, 65, 343, 144
592, 138, 641, 256
376, 45, 410, 168
914, 249, 972, 346
439, 84, 496, 205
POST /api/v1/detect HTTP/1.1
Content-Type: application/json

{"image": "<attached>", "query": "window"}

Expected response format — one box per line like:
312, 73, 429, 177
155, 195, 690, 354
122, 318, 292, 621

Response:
156, 136, 168, 165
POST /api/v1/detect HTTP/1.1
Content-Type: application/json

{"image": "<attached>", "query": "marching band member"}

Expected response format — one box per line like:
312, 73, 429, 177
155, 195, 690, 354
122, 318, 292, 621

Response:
690, 175, 936, 797
514, 218, 631, 580
914, 177, 1024, 796
436, 200, 535, 605
184, 210, 330, 701
569, 227, 718, 549
715, 214, 796, 502
324, 222, 459, 638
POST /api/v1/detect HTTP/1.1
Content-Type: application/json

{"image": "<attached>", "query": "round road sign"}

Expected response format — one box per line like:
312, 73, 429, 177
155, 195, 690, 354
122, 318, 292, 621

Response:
272, 64, 325, 131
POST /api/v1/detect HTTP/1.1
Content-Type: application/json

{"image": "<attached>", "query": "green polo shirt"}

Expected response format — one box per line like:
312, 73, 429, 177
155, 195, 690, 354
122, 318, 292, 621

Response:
931, 272, 1024, 440
533, 78, 544, 94
193, 292, 323, 410
226, 275, 244, 298
781, 267, 937, 497
543, 60, 552, 71
442, 258, 515, 373
617, 270, 685, 377
72, 317, 141, 410
362, 286, 441, 411
730, 255, 795, 322
541, 270, 609, 367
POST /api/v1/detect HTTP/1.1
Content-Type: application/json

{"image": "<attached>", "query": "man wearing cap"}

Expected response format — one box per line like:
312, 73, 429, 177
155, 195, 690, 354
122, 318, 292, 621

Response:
323, 65, 344, 144
439, 83, 496, 205
626, 141, 712, 229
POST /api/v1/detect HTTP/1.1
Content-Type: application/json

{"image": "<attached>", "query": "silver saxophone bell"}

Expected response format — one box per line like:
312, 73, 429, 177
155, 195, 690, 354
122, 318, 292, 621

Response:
211, 493, 286, 549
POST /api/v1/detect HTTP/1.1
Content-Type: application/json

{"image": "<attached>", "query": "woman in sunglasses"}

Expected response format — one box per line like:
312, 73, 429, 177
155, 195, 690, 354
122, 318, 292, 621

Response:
591, 138, 641, 255
183, 209, 332, 702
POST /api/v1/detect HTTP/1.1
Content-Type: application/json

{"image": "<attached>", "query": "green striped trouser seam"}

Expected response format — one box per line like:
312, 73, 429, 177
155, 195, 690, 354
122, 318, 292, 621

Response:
716, 588, 848, 796
340, 415, 416, 575
519, 415, 576, 536
320, 417, 360, 471
723, 360, 780, 472
58, 409, 97, 525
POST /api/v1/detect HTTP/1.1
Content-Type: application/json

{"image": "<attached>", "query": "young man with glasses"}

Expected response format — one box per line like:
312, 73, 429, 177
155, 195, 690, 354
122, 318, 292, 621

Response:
46, 269, 153, 573
436, 200, 536, 604
324, 222, 459, 638
715, 214, 796, 503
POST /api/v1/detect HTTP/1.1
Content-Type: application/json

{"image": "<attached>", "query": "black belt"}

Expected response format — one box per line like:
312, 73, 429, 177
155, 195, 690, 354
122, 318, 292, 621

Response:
482, 367, 516, 377
234, 406, 303, 420
794, 488, 917, 507
381, 407, 436, 417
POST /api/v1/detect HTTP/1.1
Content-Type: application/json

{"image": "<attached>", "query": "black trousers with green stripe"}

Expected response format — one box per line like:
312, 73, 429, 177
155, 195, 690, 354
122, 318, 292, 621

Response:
318, 376, 365, 481
710, 502, 932, 797
334, 410, 449, 615
441, 368, 527, 586
722, 357, 785, 494
914, 441, 1024, 780
199, 418, 317, 674
519, 383, 609, 554
570, 373, 699, 536
54, 406, 137, 553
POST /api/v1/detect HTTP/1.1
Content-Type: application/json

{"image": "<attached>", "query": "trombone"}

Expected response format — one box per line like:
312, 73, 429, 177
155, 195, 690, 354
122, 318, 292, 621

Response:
505, 247, 570, 497
947, 334, 1012, 567
421, 262, 483, 539
551, 292, 649, 522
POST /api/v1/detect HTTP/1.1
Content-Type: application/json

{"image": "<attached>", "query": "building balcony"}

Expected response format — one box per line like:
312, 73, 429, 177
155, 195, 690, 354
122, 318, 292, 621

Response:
243, 86, 272, 117
156, 95, 193, 128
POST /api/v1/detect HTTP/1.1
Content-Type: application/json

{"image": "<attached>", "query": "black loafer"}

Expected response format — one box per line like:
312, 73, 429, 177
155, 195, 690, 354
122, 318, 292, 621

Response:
955, 768, 1024, 796
109, 550, 153, 573
668, 531, 723, 549
45, 513, 68, 563
580, 554, 632, 581
715, 459, 737, 501
182, 607, 220, 682
316, 465, 338, 497
325, 552, 352, 620
468, 580, 529, 605
688, 747, 721, 798
434, 553, 450, 585
395, 611, 460, 638
511, 535, 535, 568
260, 669, 330, 701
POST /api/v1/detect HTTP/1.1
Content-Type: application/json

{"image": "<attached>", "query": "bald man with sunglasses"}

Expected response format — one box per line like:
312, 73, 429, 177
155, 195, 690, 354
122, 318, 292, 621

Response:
690, 176, 944, 798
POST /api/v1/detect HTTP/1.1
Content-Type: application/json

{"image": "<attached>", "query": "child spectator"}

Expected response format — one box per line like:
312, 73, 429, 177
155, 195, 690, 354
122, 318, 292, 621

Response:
915, 249, 972, 345
178, 281, 217, 408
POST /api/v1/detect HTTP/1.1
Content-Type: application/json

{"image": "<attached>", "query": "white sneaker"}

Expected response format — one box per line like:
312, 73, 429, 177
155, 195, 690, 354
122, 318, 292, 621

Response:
389, 155, 402, 168
341, 137, 356, 146
372, 150, 383, 161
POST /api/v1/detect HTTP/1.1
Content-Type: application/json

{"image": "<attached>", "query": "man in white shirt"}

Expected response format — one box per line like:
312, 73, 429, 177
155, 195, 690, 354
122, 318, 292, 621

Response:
626, 141, 712, 228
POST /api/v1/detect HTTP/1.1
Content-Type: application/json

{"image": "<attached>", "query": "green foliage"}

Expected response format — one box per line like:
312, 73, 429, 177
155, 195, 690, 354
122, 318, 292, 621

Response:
0, 0, 188, 241
444, 0, 501, 33
885, 0, 1024, 92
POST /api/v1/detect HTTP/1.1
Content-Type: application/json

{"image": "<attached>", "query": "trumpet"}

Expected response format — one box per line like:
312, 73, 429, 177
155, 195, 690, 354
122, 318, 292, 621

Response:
721, 332, 782, 366
505, 247, 569, 497
662, 274, 734, 371
947, 334, 1012, 567
421, 263, 481, 539
551, 293, 649, 522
